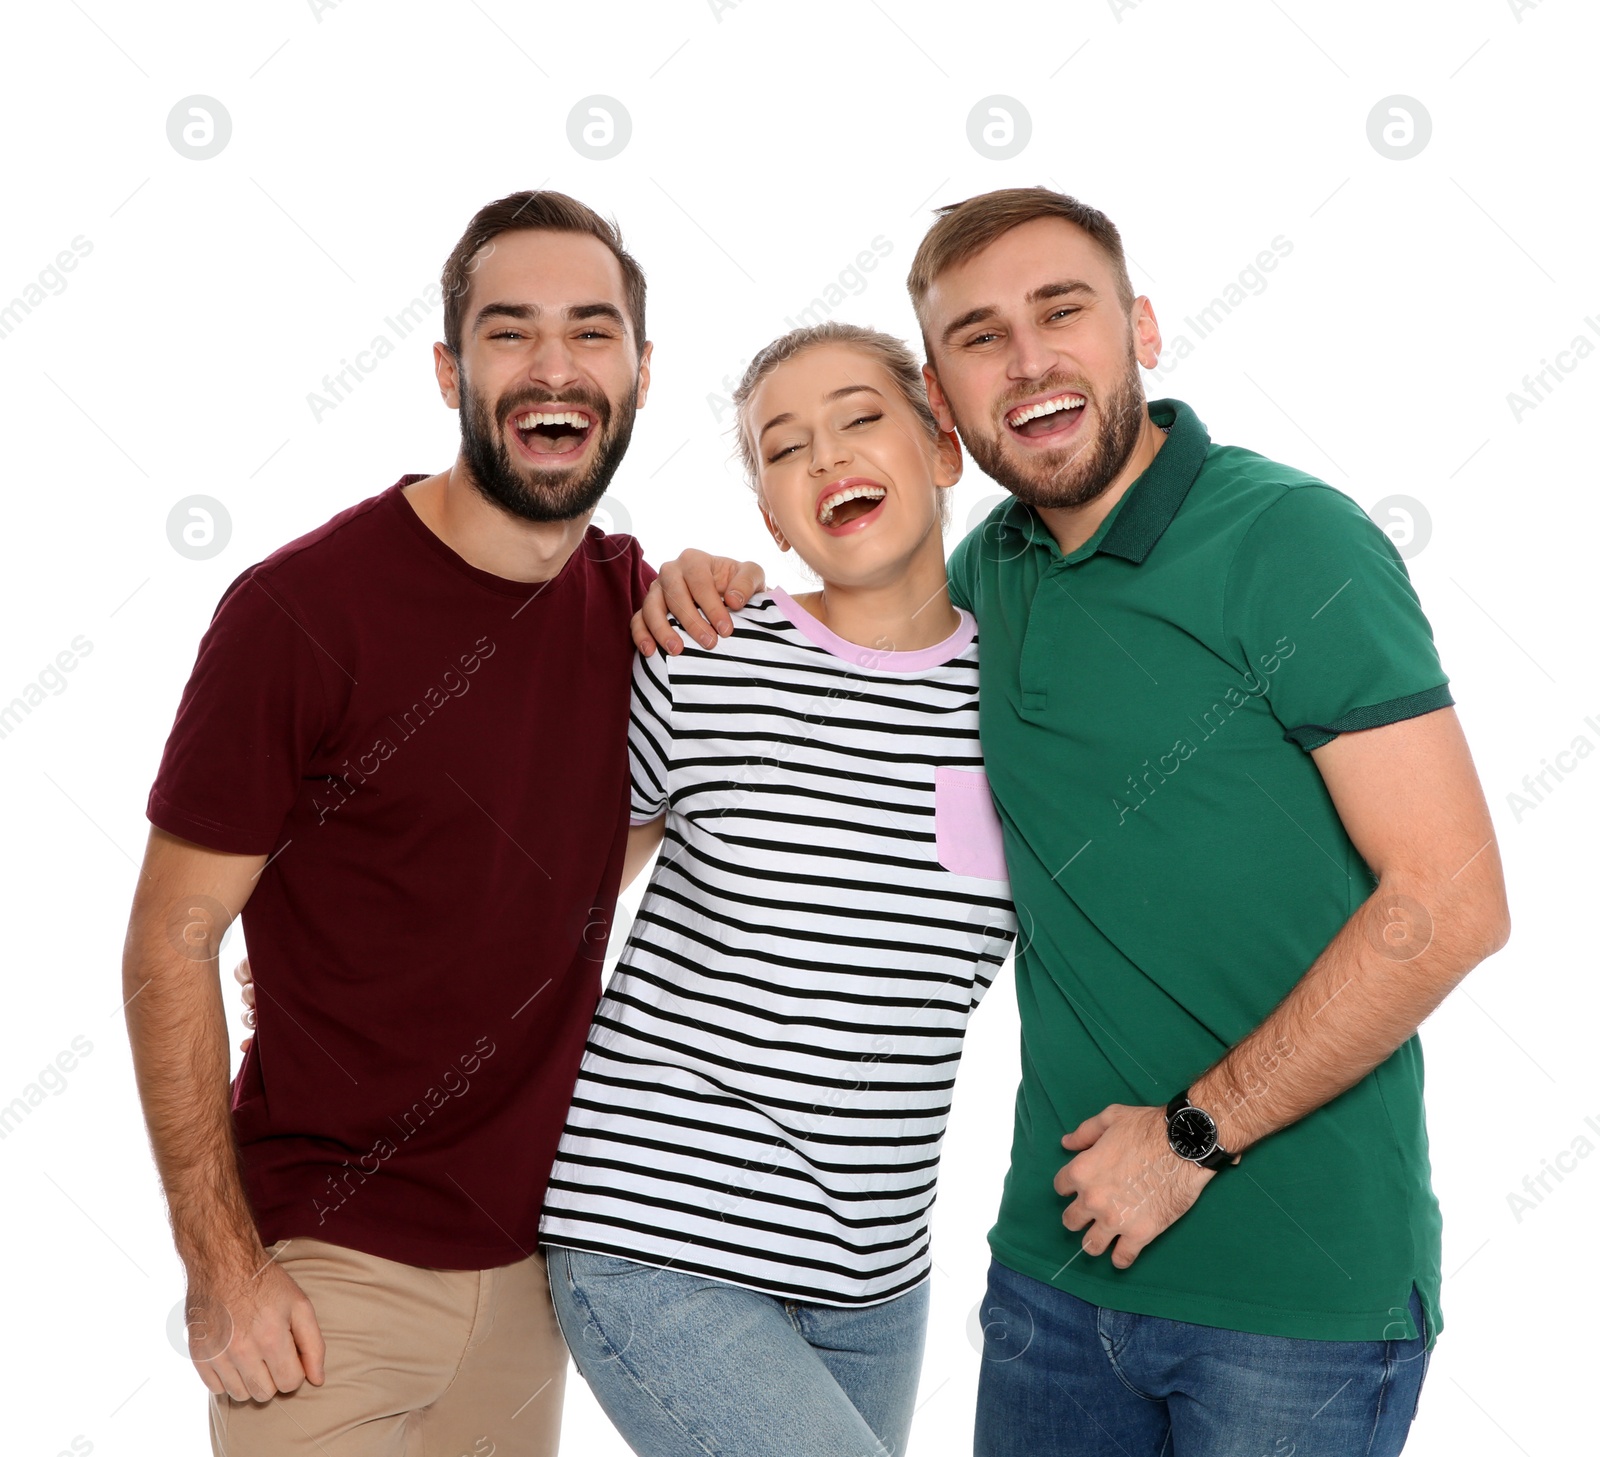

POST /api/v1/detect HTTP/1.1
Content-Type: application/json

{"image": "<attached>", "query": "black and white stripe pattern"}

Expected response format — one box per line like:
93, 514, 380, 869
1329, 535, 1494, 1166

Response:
540, 590, 1016, 1305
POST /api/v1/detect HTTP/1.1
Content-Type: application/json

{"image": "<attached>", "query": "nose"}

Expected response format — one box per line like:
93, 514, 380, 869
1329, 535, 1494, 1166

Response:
809, 426, 854, 474
1007, 320, 1060, 386
522, 331, 581, 393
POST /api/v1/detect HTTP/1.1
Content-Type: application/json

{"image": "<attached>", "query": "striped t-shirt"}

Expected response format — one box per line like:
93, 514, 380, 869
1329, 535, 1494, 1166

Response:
539, 588, 1017, 1305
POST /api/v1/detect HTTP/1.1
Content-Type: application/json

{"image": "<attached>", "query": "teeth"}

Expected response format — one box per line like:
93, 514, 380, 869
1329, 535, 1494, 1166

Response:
1006, 394, 1086, 427
817, 483, 887, 525
514, 410, 591, 430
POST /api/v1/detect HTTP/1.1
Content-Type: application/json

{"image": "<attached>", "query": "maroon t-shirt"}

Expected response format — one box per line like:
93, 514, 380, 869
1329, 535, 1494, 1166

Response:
148, 478, 654, 1269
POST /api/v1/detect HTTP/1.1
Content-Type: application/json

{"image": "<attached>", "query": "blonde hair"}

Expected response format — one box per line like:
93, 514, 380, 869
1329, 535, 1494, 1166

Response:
731, 321, 949, 528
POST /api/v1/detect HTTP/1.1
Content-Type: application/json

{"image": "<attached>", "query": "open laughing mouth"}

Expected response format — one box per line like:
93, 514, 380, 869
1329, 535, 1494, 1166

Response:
1004, 391, 1086, 447
508, 406, 597, 463
816, 478, 888, 534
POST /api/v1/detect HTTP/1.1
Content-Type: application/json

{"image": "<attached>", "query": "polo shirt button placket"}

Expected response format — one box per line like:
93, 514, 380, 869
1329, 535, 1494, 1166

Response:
1019, 566, 1068, 717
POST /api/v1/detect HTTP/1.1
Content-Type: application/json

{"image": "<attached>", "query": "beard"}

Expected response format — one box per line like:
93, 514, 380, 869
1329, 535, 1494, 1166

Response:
457, 369, 638, 525
961, 339, 1147, 512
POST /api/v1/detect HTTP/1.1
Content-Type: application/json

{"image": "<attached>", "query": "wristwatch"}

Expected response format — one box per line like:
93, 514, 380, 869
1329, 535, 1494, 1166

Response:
1165, 1090, 1236, 1171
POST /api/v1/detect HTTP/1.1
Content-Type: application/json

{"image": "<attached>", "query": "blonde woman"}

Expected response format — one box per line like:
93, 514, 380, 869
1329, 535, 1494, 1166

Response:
539, 322, 1017, 1457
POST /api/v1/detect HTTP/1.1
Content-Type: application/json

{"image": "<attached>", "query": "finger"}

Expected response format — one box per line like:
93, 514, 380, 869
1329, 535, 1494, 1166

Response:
630, 609, 655, 656
1110, 1231, 1148, 1269
242, 983, 256, 1009
640, 590, 685, 657
724, 559, 766, 611
1052, 1162, 1078, 1198
193, 1358, 227, 1397
666, 564, 723, 646
291, 1298, 327, 1387
1061, 1114, 1106, 1150
1060, 1196, 1093, 1233
261, 1329, 309, 1395
232, 957, 252, 986
238, 1352, 278, 1403
1083, 1226, 1119, 1260
206, 1355, 253, 1404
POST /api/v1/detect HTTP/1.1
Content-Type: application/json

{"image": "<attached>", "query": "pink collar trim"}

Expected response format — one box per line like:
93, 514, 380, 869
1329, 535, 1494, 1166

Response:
769, 586, 976, 673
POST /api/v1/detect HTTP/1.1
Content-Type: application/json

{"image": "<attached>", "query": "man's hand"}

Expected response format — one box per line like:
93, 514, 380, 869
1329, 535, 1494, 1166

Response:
1053, 1103, 1215, 1269
632, 551, 766, 655
185, 1254, 326, 1401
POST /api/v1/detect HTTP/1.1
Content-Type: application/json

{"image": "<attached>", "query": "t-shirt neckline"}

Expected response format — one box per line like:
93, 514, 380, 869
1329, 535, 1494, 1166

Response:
769, 586, 975, 672
386, 476, 589, 600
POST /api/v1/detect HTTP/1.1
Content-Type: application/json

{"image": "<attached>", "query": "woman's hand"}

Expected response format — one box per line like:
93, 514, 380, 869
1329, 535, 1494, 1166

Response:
233, 956, 256, 1054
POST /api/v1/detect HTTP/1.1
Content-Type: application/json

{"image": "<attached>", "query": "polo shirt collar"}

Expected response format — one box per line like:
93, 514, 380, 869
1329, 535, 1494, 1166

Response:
995, 398, 1210, 565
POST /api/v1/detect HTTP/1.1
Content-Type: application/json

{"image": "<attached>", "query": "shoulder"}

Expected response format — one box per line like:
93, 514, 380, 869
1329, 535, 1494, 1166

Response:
225, 484, 404, 609
1193, 447, 1383, 558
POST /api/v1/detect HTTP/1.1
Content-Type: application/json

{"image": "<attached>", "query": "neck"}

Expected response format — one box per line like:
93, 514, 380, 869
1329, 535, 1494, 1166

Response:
402, 460, 592, 583
1034, 407, 1167, 556
792, 534, 960, 654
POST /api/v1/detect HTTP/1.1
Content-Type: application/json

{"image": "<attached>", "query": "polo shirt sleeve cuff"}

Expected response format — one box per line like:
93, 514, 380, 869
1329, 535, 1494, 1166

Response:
1283, 682, 1455, 751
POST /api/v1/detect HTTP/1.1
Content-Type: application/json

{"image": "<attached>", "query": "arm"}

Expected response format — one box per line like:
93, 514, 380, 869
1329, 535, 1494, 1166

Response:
123, 827, 325, 1400
1189, 706, 1507, 1147
630, 551, 766, 656
623, 815, 666, 888
1056, 707, 1509, 1267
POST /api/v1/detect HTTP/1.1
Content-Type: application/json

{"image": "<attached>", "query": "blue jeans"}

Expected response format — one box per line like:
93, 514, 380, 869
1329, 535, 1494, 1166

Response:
547, 1246, 929, 1457
974, 1260, 1431, 1457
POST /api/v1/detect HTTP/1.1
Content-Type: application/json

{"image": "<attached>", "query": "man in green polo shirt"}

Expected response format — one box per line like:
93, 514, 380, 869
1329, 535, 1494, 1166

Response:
910, 188, 1508, 1457
636, 188, 1508, 1457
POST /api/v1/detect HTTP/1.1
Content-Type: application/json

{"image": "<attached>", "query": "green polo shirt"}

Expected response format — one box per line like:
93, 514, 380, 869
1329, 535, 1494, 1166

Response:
949, 398, 1452, 1347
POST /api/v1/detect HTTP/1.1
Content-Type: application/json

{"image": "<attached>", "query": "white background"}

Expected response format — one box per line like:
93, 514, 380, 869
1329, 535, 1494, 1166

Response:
1, 1, 1594, 1453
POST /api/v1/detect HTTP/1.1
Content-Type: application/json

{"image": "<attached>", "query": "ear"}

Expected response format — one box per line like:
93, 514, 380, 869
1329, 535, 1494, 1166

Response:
434, 341, 462, 409
922, 363, 957, 433
635, 339, 654, 409
1131, 298, 1162, 371
759, 503, 792, 552
932, 427, 964, 490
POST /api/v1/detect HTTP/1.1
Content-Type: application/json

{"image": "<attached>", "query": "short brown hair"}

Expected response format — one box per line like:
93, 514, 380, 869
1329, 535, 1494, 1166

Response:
440, 190, 647, 358
731, 321, 951, 529
906, 186, 1134, 342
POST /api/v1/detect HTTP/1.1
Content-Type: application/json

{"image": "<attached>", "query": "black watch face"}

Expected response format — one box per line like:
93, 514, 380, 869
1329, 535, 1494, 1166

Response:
1168, 1106, 1219, 1162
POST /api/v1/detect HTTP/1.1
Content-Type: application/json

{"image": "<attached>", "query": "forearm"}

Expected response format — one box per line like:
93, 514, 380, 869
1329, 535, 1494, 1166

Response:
124, 898, 263, 1276
1192, 869, 1503, 1154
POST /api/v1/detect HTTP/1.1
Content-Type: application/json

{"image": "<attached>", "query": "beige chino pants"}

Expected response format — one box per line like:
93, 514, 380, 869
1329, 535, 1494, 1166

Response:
209, 1237, 567, 1457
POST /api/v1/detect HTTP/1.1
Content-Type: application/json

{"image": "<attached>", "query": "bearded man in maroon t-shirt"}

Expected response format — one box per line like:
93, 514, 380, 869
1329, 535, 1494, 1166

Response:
122, 191, 758, 1457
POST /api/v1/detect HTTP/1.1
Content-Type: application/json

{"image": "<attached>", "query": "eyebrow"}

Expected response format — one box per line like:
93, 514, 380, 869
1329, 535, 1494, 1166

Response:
757, 384, 884, 444
473, 300, 628, 332
939, 279, 1097, 345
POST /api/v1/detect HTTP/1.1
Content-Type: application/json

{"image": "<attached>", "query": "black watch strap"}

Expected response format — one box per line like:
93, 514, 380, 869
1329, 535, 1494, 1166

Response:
1166, 1090, 1235, 1171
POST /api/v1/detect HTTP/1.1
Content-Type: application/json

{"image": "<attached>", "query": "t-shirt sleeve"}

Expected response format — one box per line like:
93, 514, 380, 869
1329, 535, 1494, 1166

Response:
1223, 484, 1453, 751
630, 539, 658, 611
946, 522, 984, 614
627, 643, 673, 825
146, 569, 330, 854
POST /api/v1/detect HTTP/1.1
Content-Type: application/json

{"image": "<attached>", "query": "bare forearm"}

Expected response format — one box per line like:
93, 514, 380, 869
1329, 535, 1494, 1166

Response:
125, 923, 262, 1271
123, 831, 268, 1276
1193, 870, 1504, 1154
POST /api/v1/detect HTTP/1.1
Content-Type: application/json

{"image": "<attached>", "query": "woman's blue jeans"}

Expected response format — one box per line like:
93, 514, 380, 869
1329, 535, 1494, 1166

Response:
548, 1246, 929, 1457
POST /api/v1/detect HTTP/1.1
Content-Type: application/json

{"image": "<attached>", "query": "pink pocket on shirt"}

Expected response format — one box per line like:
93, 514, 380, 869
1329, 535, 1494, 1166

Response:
934, 767, 1009, 881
